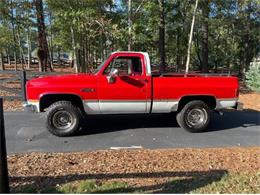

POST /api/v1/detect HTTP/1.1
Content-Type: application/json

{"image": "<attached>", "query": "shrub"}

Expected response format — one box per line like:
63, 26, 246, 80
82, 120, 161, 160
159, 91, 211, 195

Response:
245, 61, 260, 92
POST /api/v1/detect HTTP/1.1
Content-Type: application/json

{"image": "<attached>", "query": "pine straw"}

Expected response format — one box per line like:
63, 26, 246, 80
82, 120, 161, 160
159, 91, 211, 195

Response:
239, 92, 260, 111
8, 147, 260, 192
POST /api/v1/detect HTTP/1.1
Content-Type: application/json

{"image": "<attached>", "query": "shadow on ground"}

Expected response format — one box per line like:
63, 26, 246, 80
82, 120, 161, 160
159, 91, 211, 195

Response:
11, 169, 228, 193
76, 110, 260, 136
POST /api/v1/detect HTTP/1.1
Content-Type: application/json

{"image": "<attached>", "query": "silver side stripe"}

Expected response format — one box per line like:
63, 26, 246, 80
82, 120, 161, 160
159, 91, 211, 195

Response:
84, 98, 238, 114
152, 100, 179, 113
83, 100, 179, 114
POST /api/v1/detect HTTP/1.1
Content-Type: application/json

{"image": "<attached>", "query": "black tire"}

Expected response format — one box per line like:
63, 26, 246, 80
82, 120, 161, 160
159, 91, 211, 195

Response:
176, 100, 210, 132
45, 101, 83, 137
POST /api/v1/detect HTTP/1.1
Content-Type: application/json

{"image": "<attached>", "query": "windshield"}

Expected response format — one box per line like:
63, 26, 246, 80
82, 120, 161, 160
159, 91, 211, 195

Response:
93, 54, 110, 74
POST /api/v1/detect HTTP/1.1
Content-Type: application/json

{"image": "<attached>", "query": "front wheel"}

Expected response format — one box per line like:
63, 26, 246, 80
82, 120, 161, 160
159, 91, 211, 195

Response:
45, 101, 83, 137
176, 100, 210, 132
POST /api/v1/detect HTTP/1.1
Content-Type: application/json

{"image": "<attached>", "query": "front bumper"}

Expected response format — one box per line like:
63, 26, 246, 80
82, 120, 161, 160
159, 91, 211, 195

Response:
23, 101, 39, 113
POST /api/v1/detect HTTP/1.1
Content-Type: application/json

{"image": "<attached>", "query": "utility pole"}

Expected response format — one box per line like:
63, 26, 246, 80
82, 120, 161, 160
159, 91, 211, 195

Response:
0, 98, 10, 193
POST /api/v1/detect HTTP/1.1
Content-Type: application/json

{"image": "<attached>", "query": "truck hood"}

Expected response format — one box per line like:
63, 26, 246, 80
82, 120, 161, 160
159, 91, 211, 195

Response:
26, 73, 98, 100
27, 73, 96, 87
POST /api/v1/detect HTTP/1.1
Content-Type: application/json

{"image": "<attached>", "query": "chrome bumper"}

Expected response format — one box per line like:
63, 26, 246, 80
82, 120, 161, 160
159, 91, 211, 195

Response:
233, 102, 244, 111
23, 102, 39, 113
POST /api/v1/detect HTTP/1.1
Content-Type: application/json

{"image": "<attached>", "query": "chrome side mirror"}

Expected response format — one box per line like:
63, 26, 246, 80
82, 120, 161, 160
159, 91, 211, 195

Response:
106, 68, 118, 84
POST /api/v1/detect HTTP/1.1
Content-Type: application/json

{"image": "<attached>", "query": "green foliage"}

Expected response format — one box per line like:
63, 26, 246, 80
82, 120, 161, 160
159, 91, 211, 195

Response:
15, 185, 37, 193
0, 0, 259, 75
246, 61, 260, 91
0, 25, 12, 52
57, 180, 131, 193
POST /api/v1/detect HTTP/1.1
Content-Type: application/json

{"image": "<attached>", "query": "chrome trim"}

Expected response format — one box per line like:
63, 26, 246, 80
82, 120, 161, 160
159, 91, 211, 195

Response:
186, 108, 207, 127
81, 88, 96, 92
233, 101, 243, 110
23, 101, 40, 113
216, 98, 238, 109
143, 52, 151, 76
52, 110, 74, 130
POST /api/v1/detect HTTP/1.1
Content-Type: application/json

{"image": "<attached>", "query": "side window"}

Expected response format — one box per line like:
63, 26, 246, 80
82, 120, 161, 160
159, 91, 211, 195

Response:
104, 56, 142, 76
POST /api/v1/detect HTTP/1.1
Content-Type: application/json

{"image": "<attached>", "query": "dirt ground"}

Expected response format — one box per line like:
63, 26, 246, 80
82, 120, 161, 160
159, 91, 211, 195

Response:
8, 147, 260, 193
239, 92, 260, 111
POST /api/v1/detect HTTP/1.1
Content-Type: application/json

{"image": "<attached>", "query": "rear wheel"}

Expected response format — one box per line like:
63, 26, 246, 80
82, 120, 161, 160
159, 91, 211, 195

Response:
45, 101, 83, 137
176, 100, 210, 132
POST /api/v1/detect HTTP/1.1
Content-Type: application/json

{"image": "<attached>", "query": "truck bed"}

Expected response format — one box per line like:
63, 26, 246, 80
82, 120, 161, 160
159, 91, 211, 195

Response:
152, 71, 233, 77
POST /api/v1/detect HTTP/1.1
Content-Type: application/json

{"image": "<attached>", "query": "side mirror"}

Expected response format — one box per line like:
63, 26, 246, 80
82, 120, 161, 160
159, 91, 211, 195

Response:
106, 68, 118, 84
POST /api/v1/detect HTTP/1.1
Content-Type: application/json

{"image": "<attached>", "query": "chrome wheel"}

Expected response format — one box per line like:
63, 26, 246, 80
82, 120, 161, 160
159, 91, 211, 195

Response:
52, 110, 74, 130
185, 108, 207, 128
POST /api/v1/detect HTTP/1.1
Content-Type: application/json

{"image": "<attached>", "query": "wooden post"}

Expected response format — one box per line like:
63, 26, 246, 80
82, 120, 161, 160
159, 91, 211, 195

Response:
20, 71, 27, 102
0, 98, 10, 193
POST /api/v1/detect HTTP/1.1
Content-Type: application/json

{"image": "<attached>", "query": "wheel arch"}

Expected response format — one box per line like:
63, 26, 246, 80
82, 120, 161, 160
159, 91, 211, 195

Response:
39, 93, 85, 112
177, 95, 217, 111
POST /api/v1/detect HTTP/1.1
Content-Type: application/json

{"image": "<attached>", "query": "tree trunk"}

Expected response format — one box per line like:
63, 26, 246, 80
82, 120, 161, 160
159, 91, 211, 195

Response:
13, 51, 17, 70
158, 0, 166, 72
78, 49, 82, 73
10, 0, 17, 70
128, 0, 132, 51
84, 38, 90, 72
176, 29, 181, 72
27, 28, 32, 69
244, 8, 252, 73
127, 0, 132, 51
201, 0, 209, 73
185, 0, 199, 74
0, 52, 5, 71
57, 49, 61, 65
81, 36, 86, 73
35, 0, 49, 72
48, 11, 54, 70
195, 30, 202, 67
16, 27, 25, 69
6, 49, 11, 65
70, 26, 79, 73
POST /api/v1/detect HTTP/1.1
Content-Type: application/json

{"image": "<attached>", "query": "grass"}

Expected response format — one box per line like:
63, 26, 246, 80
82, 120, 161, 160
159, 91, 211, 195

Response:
56, 180, 132, 194
15, 172, 260, 194
190, 172, 260, 194
17, 180, 132, 194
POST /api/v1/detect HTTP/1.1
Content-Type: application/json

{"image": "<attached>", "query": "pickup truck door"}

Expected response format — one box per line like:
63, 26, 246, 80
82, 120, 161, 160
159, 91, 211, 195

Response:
98, 54, 151, 114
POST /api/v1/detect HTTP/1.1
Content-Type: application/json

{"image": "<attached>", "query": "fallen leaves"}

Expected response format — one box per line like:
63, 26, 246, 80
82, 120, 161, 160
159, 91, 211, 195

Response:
8, 147, 260, 192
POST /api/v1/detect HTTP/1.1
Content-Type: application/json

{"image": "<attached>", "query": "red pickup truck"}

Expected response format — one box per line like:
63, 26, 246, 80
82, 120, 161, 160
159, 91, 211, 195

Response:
24, 51, 242, 136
